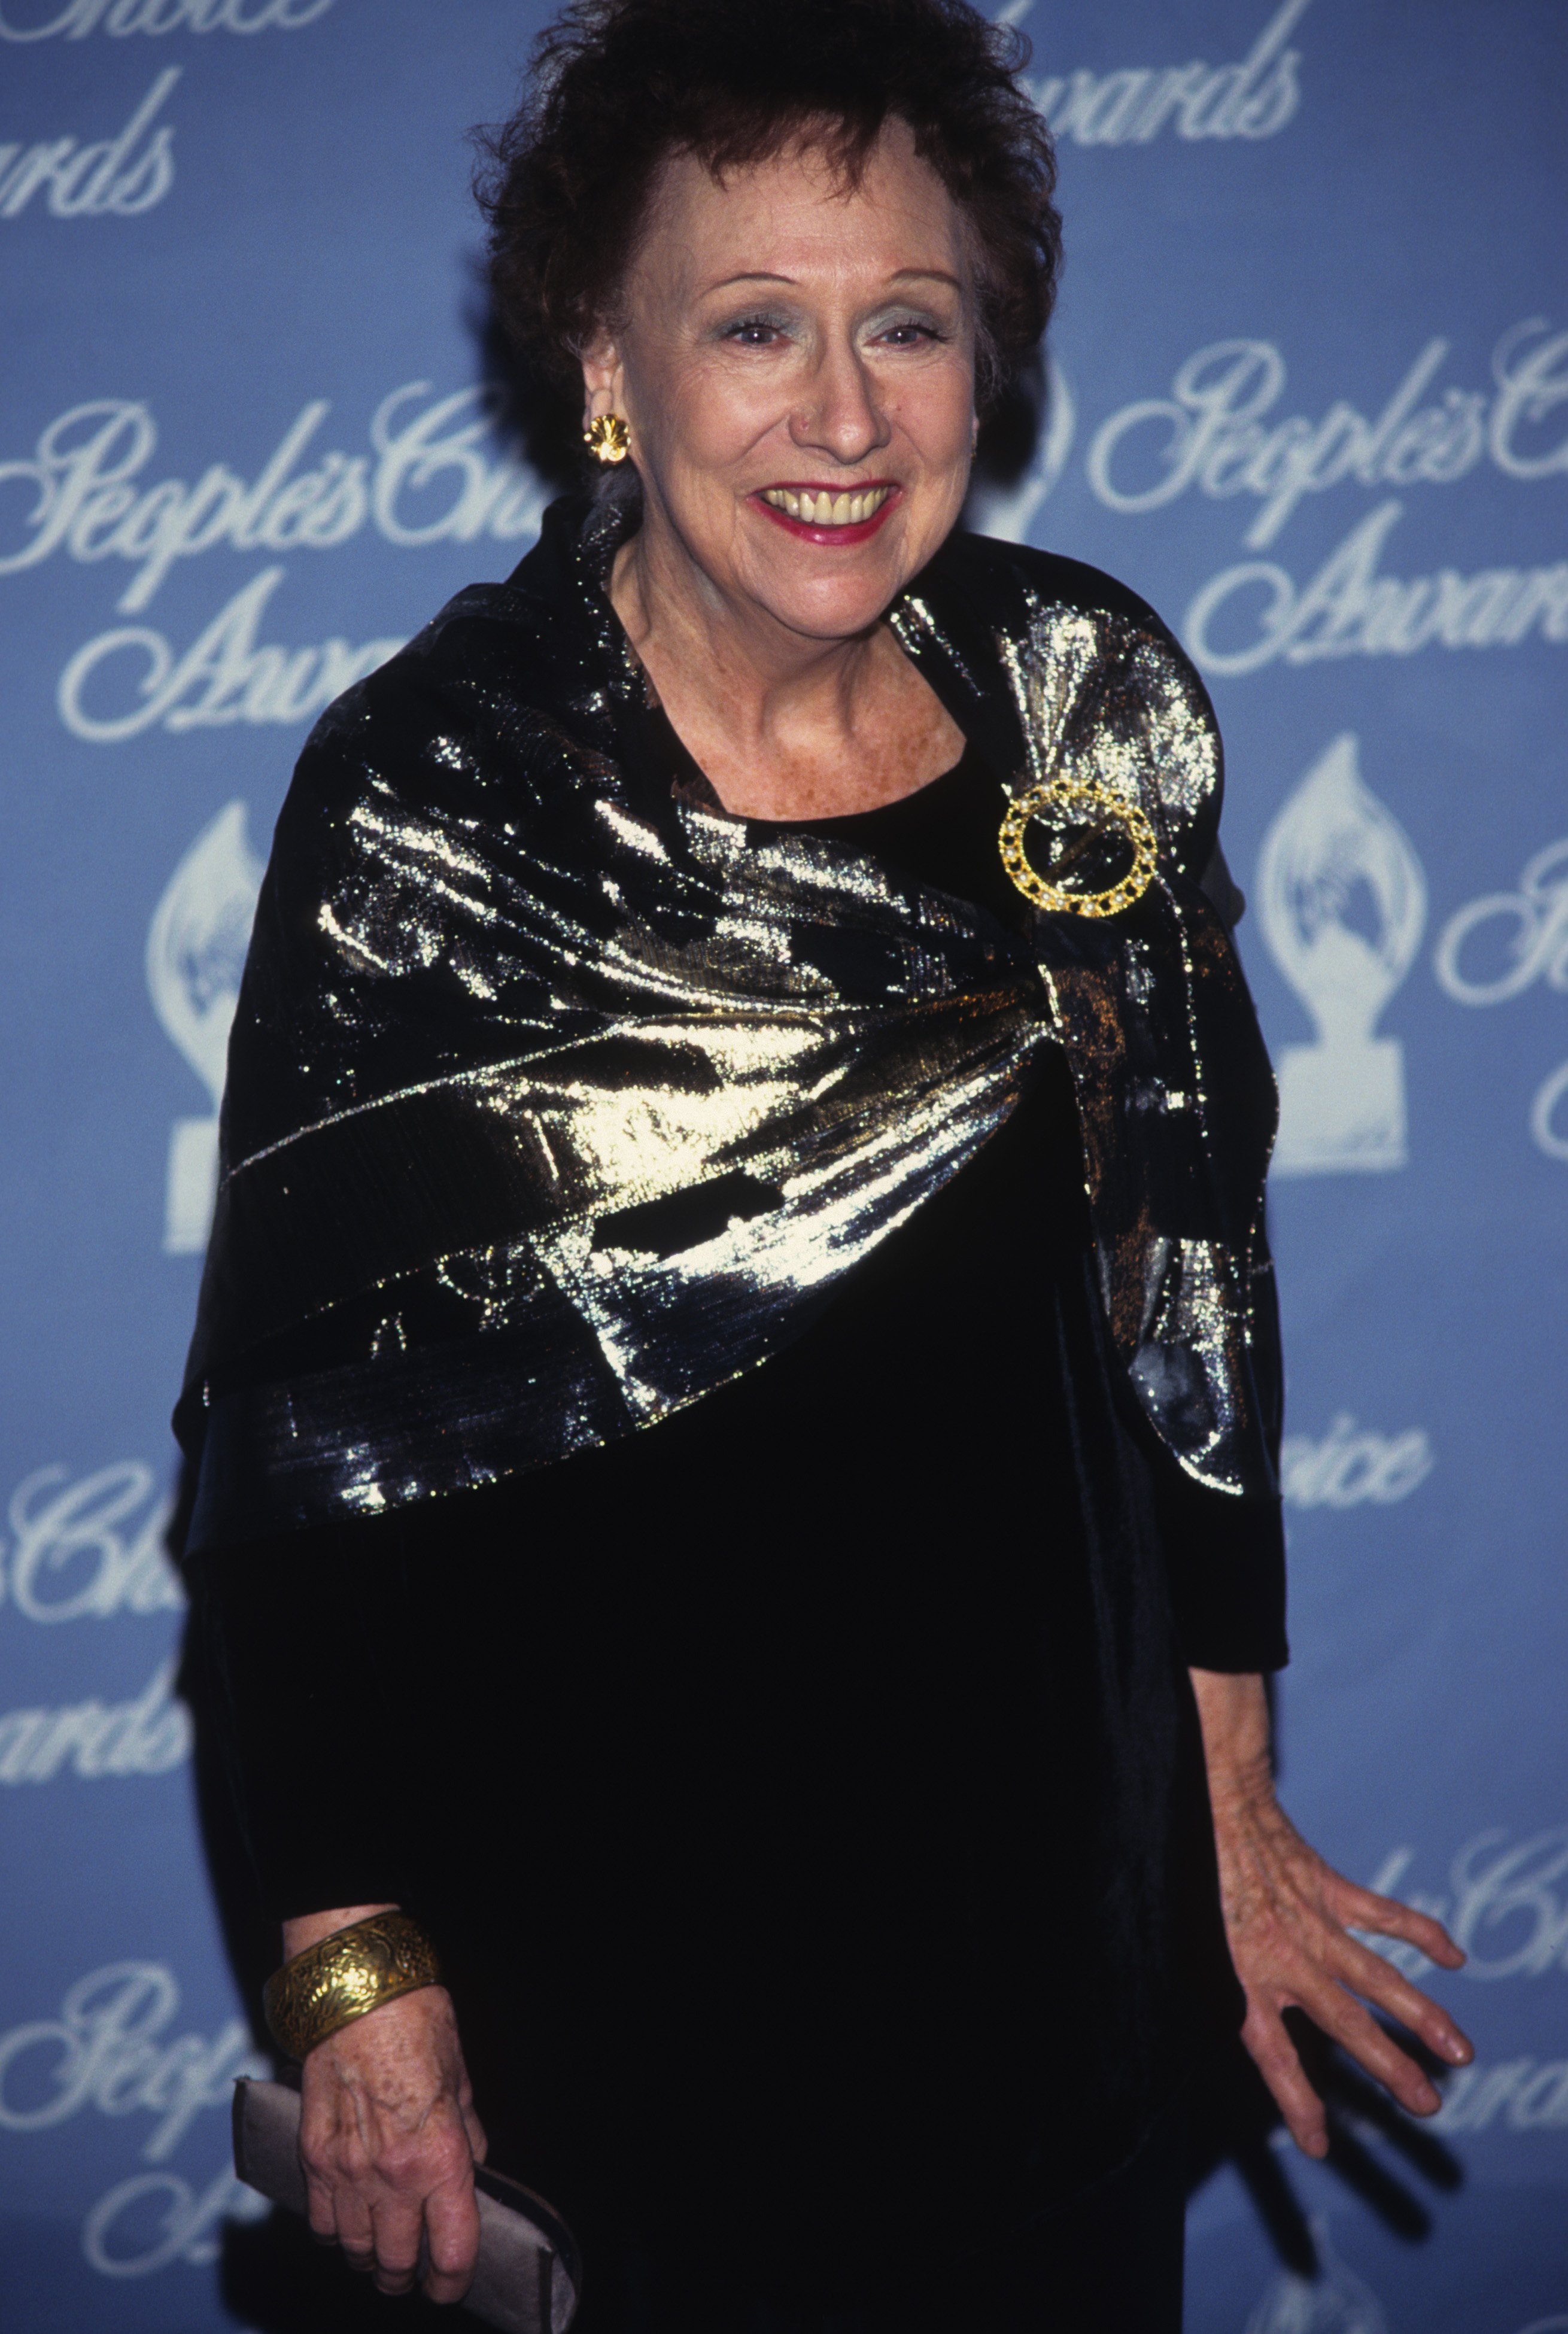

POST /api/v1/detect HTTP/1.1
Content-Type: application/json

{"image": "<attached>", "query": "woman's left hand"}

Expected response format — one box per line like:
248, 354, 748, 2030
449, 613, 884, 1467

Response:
1189, 1669, 1475, 2157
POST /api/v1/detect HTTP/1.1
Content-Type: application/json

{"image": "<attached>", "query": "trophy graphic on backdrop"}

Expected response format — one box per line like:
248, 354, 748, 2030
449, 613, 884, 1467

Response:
146, 801, 263, 1254
1243, 2216, 1390, 2334
1258, 734, 1427, 1176
967, 356, 1075, 544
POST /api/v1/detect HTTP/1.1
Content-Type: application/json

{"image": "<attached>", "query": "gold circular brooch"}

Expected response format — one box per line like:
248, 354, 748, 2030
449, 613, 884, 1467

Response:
998, 777, 1158, 918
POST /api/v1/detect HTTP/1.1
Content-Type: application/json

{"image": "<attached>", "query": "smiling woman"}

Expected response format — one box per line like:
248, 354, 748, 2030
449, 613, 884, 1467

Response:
579, 122, 980, 817
180, 2, 1473, 2330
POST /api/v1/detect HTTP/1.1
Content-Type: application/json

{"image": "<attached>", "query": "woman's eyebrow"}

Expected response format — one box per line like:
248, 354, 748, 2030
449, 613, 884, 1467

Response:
698, 267, 963, 297
701, 271, 798, 294
886, 268, 963, 290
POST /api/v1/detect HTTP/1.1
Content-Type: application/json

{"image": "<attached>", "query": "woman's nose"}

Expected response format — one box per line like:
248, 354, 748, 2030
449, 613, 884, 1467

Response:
788, 345, 891, 464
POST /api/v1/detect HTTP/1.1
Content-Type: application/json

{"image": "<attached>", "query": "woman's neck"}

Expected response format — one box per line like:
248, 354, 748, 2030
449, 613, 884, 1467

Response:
608, 519, 964, 822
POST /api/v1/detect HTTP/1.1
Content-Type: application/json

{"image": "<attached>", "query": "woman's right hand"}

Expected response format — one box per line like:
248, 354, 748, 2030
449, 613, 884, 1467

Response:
284, 1906, 487, 2304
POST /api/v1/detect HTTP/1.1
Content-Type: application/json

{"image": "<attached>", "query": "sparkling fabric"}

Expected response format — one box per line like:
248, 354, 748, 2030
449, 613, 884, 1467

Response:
177, 482, 1281, 1552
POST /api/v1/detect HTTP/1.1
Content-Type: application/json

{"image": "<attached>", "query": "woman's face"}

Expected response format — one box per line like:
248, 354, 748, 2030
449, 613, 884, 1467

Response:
585, 120, 979, 647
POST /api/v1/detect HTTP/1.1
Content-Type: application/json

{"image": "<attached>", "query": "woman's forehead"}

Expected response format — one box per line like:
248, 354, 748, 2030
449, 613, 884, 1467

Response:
637, 126, 970, 297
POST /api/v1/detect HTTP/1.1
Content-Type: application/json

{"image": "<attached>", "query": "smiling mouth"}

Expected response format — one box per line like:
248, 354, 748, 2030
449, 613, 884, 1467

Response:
750, 482, 901, 546
759, 484, 896, 525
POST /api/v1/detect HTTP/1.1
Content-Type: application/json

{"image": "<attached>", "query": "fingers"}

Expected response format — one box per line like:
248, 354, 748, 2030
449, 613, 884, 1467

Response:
1300, 1980, 1445, 2118
367, 2197, 426, 2297
302, 2159, 337, 2244
1327, 1922, 1475, 2070
1241, 2000, 1328, 2157
1324, 1874, 1468, 1971
1238, 1913, 1471, 2131
300, 2154, 475, 2299
423, 2171, 484, 2305
1245, 1919, 1464, 2121
293, 1987, 482, 2299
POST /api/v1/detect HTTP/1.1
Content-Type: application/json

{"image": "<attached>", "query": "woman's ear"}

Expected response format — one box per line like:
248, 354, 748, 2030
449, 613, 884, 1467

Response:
580, 334, 625, 435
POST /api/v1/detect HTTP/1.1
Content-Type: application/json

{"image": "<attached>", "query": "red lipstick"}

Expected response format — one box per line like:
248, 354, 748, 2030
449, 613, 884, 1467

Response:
749, 482, 901, 546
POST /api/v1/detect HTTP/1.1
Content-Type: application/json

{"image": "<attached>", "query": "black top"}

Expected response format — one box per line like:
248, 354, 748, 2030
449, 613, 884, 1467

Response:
192, 741, 1282, 2300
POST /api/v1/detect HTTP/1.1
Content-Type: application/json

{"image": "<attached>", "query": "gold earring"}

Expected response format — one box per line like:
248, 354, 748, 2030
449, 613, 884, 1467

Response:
584, 414, 631, 464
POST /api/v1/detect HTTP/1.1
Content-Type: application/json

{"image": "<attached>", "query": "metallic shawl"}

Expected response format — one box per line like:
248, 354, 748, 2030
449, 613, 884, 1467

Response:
177, 485, 1281, 1554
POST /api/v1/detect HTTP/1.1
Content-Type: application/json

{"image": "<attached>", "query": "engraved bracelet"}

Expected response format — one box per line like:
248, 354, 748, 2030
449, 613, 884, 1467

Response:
262, 1911, 441, 2062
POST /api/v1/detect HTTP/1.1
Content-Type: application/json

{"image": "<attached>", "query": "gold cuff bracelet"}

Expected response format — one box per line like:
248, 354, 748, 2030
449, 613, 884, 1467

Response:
262, 1910, 441, 2062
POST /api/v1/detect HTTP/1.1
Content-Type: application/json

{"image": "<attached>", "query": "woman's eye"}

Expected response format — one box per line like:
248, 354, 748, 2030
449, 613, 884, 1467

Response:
722, 318, 786, 347
874, 321, 945, 348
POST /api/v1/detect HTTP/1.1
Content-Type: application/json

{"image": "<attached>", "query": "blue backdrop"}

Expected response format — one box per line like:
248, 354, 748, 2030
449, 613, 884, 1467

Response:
2, 4, 1565, 2328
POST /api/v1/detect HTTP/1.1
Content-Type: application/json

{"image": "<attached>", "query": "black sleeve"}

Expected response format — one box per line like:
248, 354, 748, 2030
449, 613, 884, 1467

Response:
188, 1506, 441, 1924
1149, 1449, 1289, 1674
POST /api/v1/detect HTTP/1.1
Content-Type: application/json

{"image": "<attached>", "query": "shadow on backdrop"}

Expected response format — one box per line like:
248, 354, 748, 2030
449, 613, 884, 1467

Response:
1187, 2024, 1463, 2287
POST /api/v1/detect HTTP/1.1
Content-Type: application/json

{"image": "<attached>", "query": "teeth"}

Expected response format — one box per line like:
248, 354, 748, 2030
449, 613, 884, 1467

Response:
761, 485, 892, 525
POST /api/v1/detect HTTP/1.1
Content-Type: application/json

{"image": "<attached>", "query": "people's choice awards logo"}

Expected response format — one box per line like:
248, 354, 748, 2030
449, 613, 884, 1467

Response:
1435, 835, 1568, 1163
0, 386, 543, 738
147, 801, 262, 1253
1081, 321, 1568, 675
1258, 735, 1427, 1175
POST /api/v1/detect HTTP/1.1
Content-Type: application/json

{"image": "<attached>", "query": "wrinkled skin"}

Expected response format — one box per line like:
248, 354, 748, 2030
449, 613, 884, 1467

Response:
1191, 1670, 1472, 2159
585, 121, 975, 817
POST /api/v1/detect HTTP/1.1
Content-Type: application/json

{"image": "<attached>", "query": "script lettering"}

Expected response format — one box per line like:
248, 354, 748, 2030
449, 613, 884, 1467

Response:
83, 2159, 269, 2278
1433, 841, 1568, 1165
1490, 320, 1568, 480
0, 1963, 263, 2159
1278, 1414, 1433, 1508
0, 385, 543, 610
1024, 0, 1308, 148
1530, 1060, 1568, 1163
370, 382, 545, 545
1435, 839, 1568, 1007
1444, 1829, 1568, 1976
0, 1659, 191, 1782
0, 0, 331, 37
57, 566, 405, 740
0, 71, 177, 218
1185, 500, 1568, 674
1088, 332, 1491, 546
1432, 2058, 1568, 2134
2, 1462, 181, 1622
1360, 1831, 1568, 1981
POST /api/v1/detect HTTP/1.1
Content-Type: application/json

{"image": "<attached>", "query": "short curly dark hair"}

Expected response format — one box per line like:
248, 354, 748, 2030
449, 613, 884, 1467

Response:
475, 0, 1060, 415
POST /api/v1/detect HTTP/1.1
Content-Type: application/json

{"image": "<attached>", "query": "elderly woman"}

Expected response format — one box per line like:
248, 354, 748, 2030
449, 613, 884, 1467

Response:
181, 2, 1473, 2327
